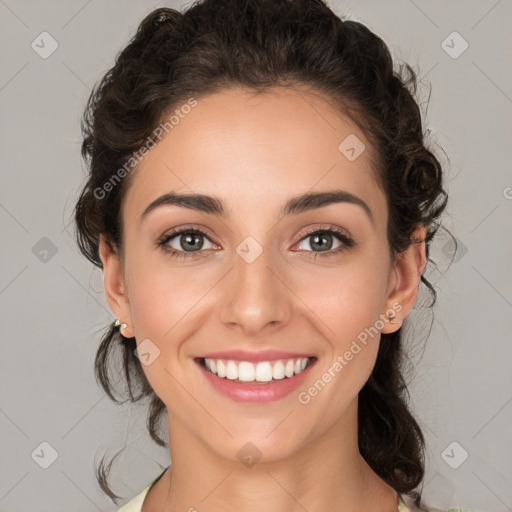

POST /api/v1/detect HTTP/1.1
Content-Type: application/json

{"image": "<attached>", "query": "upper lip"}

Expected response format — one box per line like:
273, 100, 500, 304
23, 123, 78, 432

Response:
196, 349, 316, 363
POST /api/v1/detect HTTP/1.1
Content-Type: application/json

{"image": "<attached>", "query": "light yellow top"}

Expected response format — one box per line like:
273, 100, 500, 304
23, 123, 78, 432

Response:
116, 466, 477, 512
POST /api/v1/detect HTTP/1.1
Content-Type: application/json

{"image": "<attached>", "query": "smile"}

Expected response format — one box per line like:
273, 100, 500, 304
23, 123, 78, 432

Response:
201, 357, 313, 382
195, 356, 317, 403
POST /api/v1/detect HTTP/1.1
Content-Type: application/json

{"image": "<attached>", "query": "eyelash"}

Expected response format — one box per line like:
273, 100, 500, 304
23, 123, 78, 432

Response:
157, 225, 355, 260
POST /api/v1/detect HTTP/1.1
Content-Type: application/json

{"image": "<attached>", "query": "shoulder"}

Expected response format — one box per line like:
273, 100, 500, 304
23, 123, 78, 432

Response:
399, 496, 481, 512
116, 485, 150, 512
116, 466, 169, 512
429, 509, 481, 512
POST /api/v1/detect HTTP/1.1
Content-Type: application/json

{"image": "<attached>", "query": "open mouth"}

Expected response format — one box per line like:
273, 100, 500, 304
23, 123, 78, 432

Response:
195, 356, 317, 384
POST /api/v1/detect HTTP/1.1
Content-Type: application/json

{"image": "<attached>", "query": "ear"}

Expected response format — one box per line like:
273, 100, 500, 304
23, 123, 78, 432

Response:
98, 233, 133, 337
380, 225, 427, 334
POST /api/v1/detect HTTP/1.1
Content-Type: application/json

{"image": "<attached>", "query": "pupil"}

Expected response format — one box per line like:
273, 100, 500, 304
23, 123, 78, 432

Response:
311, 233, 332, 251
182, 233, 203, 251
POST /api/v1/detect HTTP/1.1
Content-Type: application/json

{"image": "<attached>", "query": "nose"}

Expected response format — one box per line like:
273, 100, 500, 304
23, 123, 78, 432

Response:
219, 244, 292, 337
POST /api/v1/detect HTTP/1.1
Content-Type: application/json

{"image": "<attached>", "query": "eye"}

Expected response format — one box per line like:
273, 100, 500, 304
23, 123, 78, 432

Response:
294, 225, 354, 257
157, 227, 217, 259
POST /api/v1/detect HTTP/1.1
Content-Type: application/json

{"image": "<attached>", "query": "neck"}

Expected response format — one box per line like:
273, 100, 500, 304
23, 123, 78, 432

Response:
147, 399, 399, 512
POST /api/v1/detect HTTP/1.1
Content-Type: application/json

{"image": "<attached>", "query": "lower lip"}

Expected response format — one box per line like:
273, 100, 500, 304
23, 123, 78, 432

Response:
195, 358, 316, 403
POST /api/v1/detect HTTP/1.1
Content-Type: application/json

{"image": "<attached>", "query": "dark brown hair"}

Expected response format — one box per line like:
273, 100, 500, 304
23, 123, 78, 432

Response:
73, 0, 449, 507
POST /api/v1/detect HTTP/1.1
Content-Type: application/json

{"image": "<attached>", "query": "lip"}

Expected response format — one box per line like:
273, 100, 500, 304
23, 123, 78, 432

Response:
194, 356, 317, 403
196, 349, 315, 363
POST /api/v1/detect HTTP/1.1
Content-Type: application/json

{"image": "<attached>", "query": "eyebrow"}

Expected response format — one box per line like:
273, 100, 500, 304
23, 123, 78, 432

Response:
139, 189, 374, 225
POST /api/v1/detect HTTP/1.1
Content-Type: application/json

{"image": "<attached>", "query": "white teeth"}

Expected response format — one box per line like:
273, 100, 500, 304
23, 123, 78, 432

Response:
255, 362, 273, 382
202, 357, 312, 382
285, 359, 295, 378
238, 361, 255, 382
272, 361, 285, 380
217, 360, 226, 378
226, 361, 238, 380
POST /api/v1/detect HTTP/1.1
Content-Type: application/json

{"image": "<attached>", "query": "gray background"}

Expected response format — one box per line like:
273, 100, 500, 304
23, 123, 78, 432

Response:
1, 0, 511, 511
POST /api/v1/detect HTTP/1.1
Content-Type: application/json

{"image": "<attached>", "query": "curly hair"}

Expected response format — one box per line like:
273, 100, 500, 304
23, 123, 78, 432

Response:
73, 0, 449, 507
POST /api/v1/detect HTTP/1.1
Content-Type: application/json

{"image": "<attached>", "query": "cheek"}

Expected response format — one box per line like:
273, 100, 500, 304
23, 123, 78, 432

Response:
294, 261, 387, 341
290, 259, 387, 397
295, 270, 384, 417
127, 257, 208, 339
125, 262, 212, 389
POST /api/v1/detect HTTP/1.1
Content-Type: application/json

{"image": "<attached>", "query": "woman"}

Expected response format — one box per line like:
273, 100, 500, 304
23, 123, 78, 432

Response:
73, 0, 476, 510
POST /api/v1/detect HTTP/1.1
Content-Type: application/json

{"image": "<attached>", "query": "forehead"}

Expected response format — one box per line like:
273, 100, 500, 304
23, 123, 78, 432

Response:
121, 86, 386, 228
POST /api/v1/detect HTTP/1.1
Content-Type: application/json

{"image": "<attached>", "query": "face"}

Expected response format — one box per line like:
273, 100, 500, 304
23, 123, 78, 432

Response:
100, 86, 425, 464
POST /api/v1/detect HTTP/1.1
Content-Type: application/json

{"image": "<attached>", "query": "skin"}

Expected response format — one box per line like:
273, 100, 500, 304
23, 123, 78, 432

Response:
99, 85, 426, 512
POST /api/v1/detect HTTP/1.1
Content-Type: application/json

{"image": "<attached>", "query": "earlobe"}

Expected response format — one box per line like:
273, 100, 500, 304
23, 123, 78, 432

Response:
381, 225, 427, 334
98, 234, 133, 336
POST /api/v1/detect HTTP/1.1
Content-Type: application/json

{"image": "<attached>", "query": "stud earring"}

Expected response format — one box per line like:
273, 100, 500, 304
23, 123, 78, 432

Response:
387, 311, 397, 324
114, 318, 128, 332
